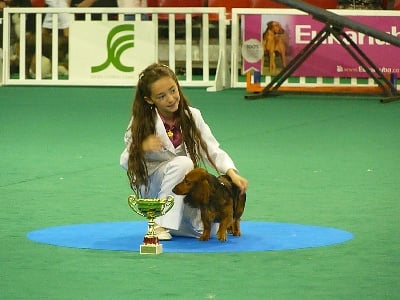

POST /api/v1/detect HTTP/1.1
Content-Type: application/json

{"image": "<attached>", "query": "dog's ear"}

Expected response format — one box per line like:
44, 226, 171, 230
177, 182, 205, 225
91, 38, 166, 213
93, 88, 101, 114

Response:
193, 178, 211, 205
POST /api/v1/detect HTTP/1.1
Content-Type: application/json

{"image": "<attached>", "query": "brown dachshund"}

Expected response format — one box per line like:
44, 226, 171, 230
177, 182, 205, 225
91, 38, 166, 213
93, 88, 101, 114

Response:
172, 168, 246, 242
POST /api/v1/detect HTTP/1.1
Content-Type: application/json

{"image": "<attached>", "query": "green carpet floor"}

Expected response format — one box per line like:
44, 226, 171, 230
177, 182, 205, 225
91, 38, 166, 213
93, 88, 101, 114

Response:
1, 86, 399, 299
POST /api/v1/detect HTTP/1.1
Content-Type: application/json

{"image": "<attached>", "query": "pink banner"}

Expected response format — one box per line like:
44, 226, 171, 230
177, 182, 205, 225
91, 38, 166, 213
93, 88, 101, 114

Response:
242, 13, 400, 77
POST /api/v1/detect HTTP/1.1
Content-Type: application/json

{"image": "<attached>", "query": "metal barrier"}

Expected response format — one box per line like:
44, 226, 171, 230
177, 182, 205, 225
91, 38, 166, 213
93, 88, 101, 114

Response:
1, 7, 229, 90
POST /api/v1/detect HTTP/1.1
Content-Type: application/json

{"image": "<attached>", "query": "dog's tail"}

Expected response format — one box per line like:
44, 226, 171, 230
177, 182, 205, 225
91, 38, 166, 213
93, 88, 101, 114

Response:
218, 175, 246, 218
233, 189, 246, 219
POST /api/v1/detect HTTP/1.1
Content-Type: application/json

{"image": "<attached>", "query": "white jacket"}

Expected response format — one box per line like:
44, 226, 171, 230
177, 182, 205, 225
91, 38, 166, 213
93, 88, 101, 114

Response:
120, 107, 237, 175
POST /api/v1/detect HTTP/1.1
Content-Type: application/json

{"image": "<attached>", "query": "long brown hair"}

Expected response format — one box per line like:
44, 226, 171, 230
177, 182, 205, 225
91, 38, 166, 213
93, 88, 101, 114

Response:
127, 63, 216, 191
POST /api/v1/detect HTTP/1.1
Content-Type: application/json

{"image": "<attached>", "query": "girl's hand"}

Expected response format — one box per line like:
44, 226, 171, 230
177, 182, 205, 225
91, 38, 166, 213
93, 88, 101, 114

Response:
226, 169, 248, 195
142, 135, 164, 152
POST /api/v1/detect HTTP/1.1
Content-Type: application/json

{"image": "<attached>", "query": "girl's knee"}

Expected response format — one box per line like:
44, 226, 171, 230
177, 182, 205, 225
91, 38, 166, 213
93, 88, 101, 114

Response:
167, 156, 194, 177
177, 156, 194, 172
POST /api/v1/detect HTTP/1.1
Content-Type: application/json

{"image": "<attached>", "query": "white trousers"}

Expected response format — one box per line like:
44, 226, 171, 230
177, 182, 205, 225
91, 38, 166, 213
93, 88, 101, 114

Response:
140, 156, 217, 238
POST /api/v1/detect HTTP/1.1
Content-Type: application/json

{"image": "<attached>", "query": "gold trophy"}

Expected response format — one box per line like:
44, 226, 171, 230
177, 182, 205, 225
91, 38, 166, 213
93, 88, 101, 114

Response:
128, 191, 174, 255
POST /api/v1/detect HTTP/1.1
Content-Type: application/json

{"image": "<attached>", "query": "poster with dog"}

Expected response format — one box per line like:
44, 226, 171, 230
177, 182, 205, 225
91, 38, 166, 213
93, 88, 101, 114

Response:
242, 10, 400, 77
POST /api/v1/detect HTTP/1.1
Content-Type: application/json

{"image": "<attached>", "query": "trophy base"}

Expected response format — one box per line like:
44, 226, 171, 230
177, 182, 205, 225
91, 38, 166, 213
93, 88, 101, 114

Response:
140, 243, 163, 255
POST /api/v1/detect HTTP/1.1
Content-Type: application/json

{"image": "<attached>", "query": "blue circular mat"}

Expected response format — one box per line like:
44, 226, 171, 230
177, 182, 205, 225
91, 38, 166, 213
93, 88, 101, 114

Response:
27, 221, 353, 253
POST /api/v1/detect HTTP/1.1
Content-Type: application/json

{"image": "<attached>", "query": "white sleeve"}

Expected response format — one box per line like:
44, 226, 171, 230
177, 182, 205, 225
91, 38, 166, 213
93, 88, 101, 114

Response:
190, 108, 237, 174
120, 118, 133, 170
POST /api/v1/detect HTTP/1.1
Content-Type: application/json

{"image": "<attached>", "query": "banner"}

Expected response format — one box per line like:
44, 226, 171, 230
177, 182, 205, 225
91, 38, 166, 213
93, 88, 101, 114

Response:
69, 21, 156, 84
242, 12, 400, 77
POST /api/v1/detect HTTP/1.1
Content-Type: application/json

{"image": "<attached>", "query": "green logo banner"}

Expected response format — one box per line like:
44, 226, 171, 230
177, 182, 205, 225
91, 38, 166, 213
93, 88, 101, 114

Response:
91, 24, 135, 73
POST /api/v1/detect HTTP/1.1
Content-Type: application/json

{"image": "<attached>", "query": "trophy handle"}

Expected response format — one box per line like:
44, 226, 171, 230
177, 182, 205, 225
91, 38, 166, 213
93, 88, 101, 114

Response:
161, 195, 174, 216
127, 194, 146, 218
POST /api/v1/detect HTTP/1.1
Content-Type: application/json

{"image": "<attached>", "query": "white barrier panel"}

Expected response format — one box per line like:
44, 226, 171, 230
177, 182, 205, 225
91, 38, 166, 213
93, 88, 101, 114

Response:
69, 21, 156, 85
1, 7, 228, 90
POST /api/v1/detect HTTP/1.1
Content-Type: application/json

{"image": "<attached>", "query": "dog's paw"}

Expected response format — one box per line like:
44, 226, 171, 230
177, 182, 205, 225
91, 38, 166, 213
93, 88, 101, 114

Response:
199, 233, 210, 241
232, 230, 241, 236
217, 232, 227, 242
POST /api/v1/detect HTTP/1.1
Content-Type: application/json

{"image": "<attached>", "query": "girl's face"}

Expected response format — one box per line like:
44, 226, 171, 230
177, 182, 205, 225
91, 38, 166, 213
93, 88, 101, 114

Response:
146, 76, 180, 119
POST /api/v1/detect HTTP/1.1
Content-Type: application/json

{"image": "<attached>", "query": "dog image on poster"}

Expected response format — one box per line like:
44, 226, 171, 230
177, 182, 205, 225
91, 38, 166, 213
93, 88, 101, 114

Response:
261, 20, 290, 75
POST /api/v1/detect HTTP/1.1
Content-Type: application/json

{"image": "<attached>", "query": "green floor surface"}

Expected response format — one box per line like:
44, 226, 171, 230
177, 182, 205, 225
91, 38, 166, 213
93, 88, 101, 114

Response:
0, 86, 399, 299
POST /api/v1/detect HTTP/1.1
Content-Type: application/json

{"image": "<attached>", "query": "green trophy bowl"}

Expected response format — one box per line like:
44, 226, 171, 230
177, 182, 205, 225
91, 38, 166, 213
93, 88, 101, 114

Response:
128, 192, 174, 255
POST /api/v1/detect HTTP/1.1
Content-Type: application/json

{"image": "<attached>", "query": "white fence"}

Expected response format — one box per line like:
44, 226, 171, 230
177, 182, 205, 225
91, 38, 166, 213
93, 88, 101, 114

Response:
1, 7, 229, 90
2, 7, 399, 91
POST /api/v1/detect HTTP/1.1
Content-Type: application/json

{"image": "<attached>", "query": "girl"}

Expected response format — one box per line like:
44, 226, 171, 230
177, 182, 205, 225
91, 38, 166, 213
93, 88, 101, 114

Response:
120, 63, 248, 240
